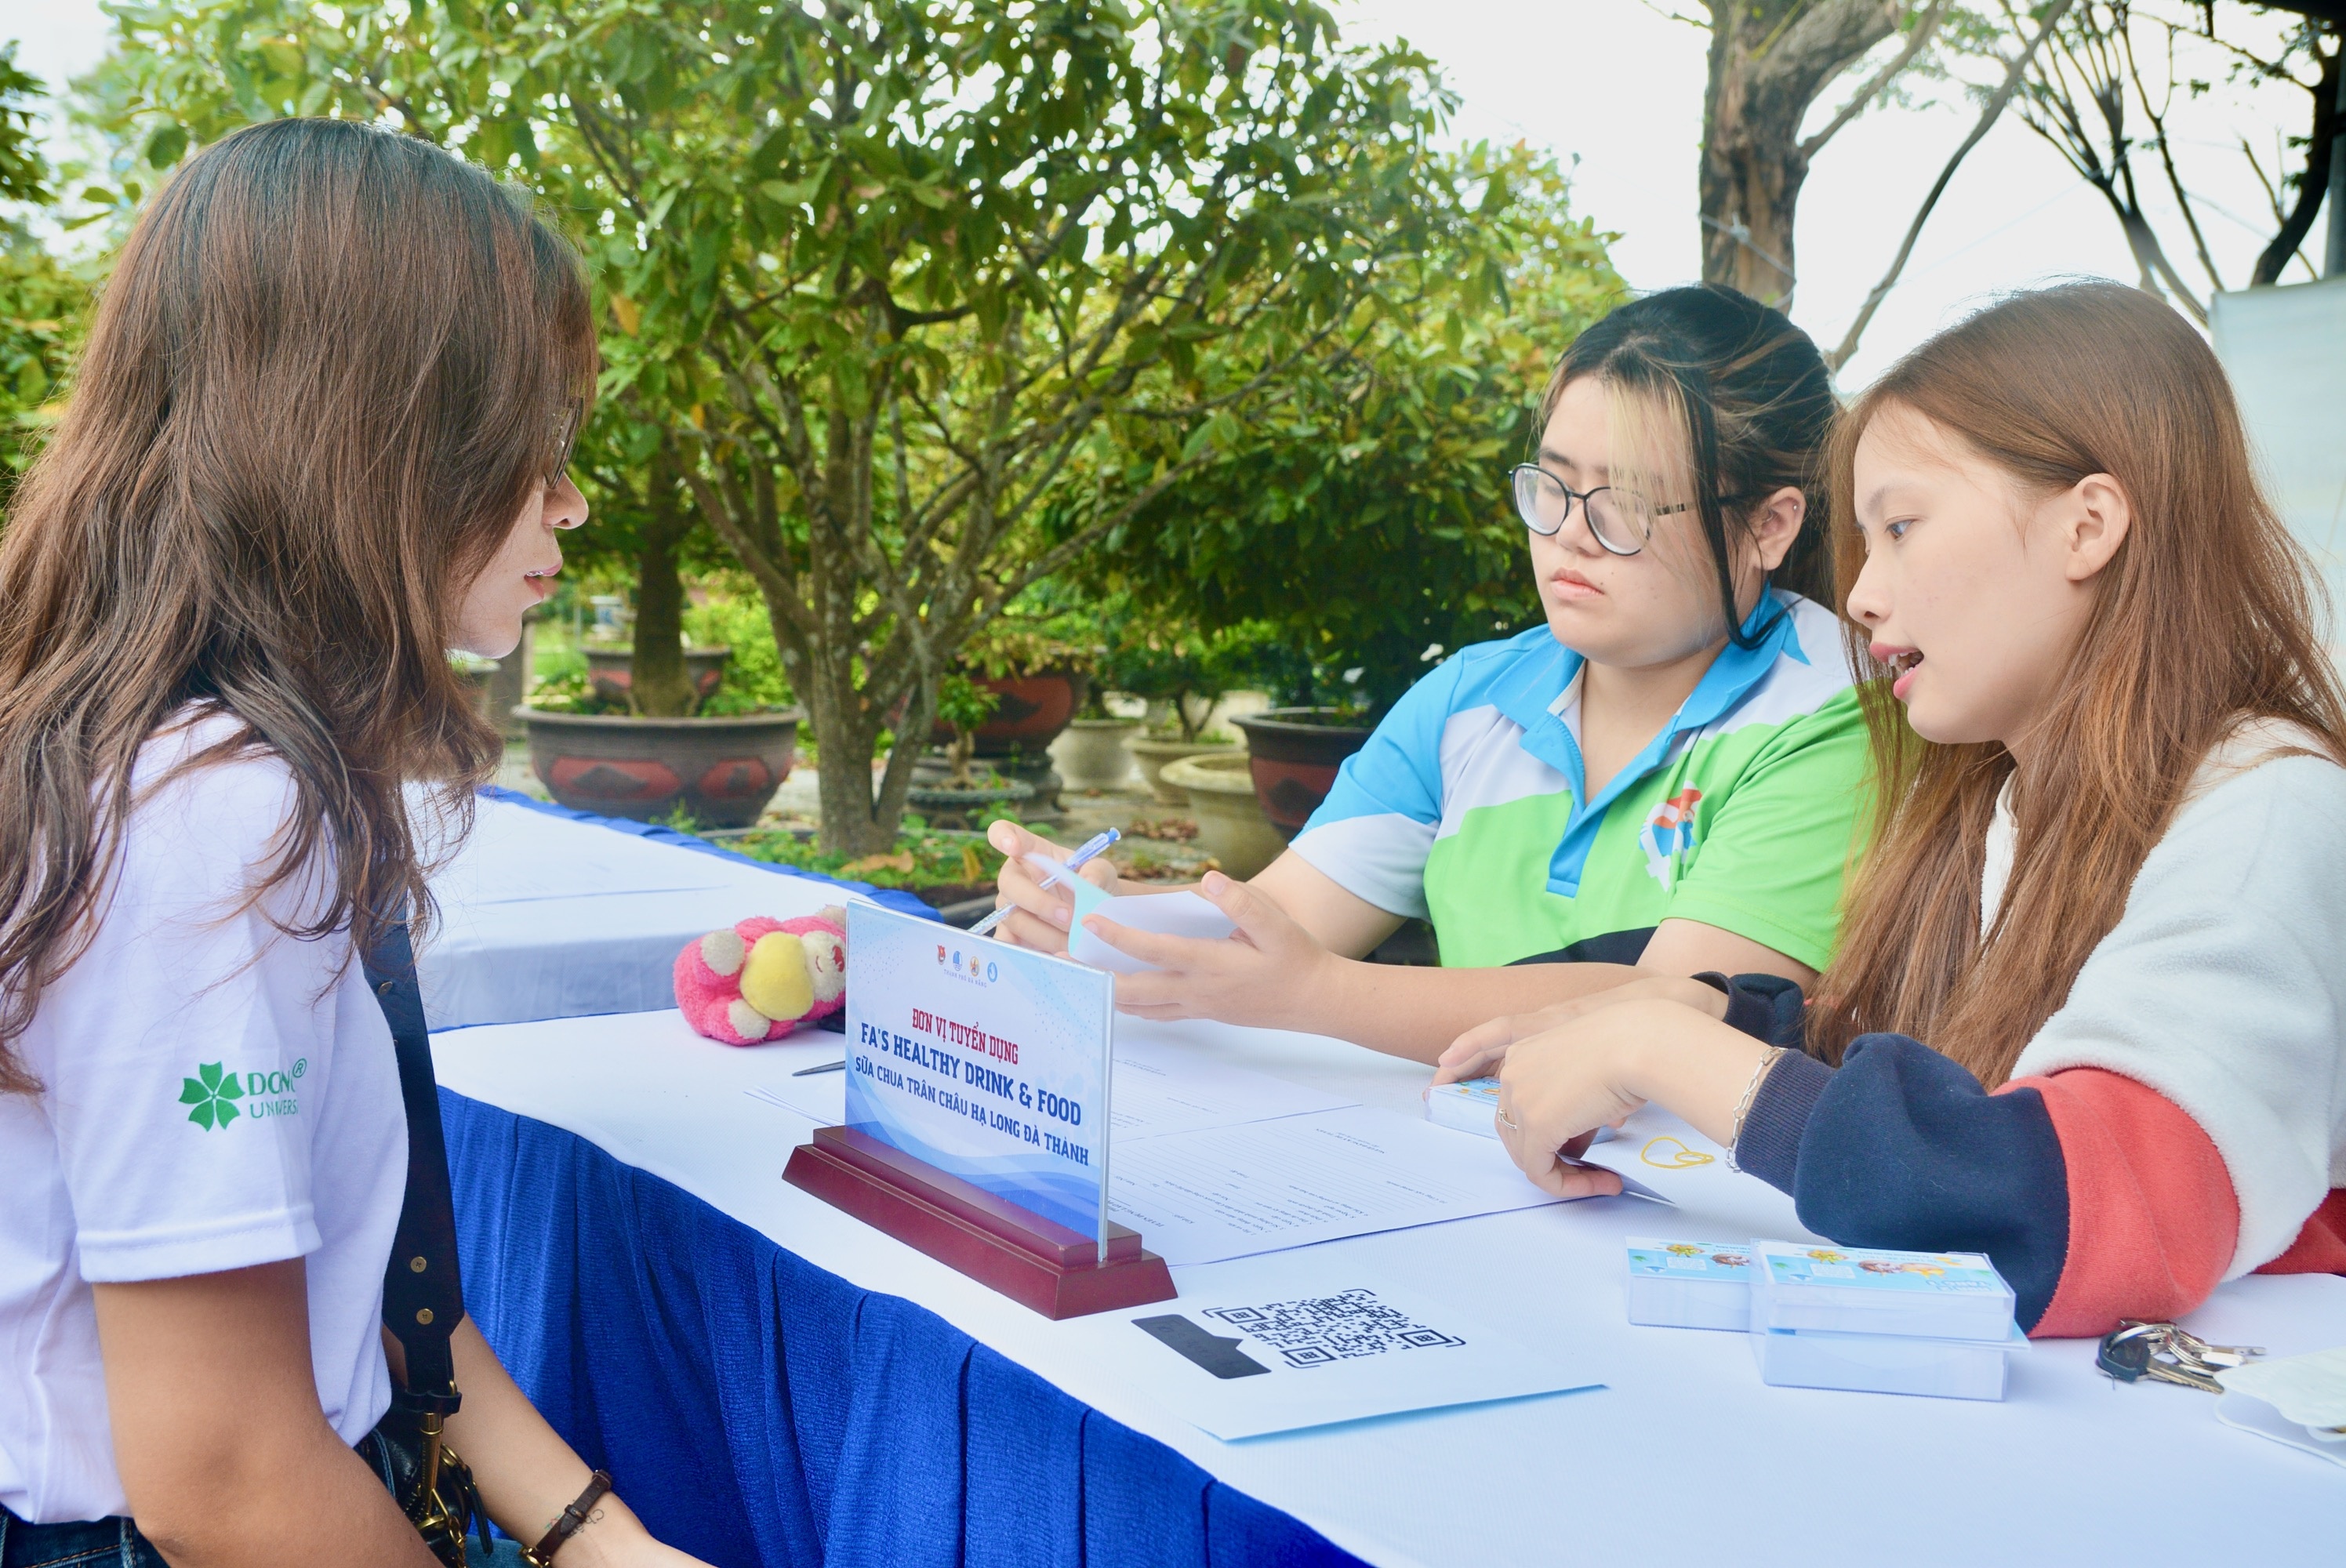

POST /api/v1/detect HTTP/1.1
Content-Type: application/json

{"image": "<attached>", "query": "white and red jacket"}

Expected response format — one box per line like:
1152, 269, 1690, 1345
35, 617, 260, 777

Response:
1723, 724, 2346, 1335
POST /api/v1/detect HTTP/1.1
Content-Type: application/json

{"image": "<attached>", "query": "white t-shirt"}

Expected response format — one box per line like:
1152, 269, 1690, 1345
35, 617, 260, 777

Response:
0, 710, 406, 1523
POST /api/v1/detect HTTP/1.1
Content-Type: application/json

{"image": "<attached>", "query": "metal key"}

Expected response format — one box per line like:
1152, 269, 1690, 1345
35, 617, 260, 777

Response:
2097, 1325, 2228, 1393
2123, 1320, 2263, 1370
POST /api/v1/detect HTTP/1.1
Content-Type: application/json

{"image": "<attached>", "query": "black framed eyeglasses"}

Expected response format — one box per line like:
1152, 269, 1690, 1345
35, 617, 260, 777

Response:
1509, 463, 1691, 557
547, 397, 584, 488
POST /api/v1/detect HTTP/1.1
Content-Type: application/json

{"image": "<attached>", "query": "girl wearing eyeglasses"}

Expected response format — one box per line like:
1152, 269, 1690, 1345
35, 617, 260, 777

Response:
987, 285, 1870, 1060
1458, 283, 2346, 1334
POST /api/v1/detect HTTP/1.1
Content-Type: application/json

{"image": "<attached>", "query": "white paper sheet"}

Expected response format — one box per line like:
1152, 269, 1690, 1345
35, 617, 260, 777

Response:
1066, 887, 1237, 975
1059, 1272, 1601, 1440
1107, 1033, 1354, 1138
750, 1028, 1646, 1265
747, 1074, 847, 1123
1106, 1107, 1569, 1266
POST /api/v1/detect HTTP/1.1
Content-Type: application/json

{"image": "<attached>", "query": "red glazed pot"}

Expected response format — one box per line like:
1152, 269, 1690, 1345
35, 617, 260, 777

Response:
1232, 708, 1374, 840
584, 645, 733, 709
930, 669, 1091, 757
521, 708, 799, 829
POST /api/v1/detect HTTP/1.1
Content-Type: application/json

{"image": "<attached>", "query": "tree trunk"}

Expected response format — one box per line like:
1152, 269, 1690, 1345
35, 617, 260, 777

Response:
779, 591, 935, 858
2251, 28, 2340, 287
1701, 0, 1900, 309
630, 457, 697, 717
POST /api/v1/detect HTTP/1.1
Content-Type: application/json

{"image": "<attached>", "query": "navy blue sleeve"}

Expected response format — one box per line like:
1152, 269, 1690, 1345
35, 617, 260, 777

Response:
1730, 1032, 2073, 1331
1702, 971, 1807, 1048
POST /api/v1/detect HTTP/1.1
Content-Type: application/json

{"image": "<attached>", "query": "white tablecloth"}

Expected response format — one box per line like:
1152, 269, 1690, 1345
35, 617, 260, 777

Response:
432, 1007, 2346, 1566
417, 797, 870, 1030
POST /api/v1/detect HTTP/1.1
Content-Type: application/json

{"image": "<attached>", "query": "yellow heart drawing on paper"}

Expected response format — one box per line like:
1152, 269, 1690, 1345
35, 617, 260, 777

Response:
1640, 1135, 1716, 1170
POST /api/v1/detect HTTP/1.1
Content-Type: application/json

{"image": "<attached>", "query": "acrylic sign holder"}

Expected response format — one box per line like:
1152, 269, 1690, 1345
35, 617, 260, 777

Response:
785, 1124, 1175, 1320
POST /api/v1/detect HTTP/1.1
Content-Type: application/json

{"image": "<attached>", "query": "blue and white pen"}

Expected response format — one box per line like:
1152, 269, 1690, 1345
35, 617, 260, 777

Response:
968, 828, 1120, 939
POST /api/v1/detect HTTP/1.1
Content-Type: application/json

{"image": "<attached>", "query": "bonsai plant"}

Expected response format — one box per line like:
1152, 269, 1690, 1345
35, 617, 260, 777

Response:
936, 673, 998, 788
907, 673, 1031, 827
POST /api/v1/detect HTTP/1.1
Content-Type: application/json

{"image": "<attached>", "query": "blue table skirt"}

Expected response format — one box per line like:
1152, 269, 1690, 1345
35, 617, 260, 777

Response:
443, 1088, 1364, 1568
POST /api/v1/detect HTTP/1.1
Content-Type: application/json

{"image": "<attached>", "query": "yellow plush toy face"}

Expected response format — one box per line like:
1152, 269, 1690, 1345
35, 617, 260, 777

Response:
739, 931, 815, 1023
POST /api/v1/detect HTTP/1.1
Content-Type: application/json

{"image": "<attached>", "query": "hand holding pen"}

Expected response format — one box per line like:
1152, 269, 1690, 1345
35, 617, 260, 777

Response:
968, 827, 1120, 939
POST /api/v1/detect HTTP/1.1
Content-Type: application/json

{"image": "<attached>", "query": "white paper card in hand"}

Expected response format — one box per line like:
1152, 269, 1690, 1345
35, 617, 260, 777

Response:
1554, 1152, 1672, 1206
1066, 885, 1237, 975
1110, 1283, 1600, 1439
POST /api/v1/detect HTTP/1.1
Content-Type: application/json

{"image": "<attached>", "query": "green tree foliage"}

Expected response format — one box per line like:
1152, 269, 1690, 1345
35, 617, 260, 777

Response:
0, 46, 89, 506
85, 0, 1525, 854
0, 45, 51, 207
1087, 594, 1298, 738
1072, 146, 1625, 713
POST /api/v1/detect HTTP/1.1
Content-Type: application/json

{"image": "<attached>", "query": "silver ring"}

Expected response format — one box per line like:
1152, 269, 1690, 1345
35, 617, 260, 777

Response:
1496, 1111, 1520, 1133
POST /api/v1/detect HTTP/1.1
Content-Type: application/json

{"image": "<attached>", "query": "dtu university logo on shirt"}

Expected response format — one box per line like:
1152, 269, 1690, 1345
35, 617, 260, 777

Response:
177, 1057, 306, 1131
1638, 788, 1702, 890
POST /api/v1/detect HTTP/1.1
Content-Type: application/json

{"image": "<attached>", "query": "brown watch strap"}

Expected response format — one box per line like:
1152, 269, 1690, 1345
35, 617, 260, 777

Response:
521, 1469, 613, 1567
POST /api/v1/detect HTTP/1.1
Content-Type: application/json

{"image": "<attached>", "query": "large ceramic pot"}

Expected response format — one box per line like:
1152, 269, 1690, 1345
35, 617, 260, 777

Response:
1126, 735, 1242, 807
584, 645, 733, 710
970, 669, 1091, 757
1160, 753, 1284, 878
1051, 717, 1141, 793
521, 707, 799, 829
1233, 708, 1375, 840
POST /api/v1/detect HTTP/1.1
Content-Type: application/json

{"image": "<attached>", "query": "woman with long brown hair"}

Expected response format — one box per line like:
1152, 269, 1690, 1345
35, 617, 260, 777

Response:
0, 122, 710, 1565
1440, 281, 2346, 1336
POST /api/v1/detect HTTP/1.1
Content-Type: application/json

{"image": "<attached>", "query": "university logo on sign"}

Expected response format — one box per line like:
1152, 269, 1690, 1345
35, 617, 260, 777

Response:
935, 945, 998, 986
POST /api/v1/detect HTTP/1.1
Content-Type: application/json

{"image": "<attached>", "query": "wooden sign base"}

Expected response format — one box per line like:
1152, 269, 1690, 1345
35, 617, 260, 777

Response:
784, 1125, 1175, 1320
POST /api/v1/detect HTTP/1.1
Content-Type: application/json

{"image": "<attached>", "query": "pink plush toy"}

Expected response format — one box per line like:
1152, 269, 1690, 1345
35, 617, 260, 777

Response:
674, 906, 849, 1044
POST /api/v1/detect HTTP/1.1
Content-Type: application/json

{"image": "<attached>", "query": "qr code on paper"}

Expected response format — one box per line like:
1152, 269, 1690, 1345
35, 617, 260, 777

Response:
1203, 1288, 1464, 1369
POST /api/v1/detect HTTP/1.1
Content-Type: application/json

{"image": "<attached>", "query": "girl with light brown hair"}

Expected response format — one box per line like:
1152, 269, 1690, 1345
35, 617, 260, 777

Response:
0, 119, 710, 1566
1440, 281, 2346, 1336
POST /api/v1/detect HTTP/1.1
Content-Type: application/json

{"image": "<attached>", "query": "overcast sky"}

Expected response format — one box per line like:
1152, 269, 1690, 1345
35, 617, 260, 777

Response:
4, 0, 2328, 388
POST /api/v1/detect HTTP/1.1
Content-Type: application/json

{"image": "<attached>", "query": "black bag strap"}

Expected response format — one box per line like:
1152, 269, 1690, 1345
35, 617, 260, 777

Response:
365, 920, 466, 1414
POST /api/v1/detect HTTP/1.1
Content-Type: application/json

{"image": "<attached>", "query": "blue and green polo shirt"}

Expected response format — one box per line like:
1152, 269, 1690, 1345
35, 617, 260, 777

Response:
1291, 591, 1869, 970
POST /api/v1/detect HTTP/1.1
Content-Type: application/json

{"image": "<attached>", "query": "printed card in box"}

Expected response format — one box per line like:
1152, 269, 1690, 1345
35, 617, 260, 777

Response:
1750, 1323, 2026, 1402
1625, 1238, 1754, 1330
1750, 1240, 2016, 1342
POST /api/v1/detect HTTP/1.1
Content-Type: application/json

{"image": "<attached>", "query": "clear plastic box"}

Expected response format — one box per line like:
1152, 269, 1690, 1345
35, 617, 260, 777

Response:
1749, 1240, 2017, 1342
1624, 1238, 1756, 1331
1749, 1323, 2024, 1401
